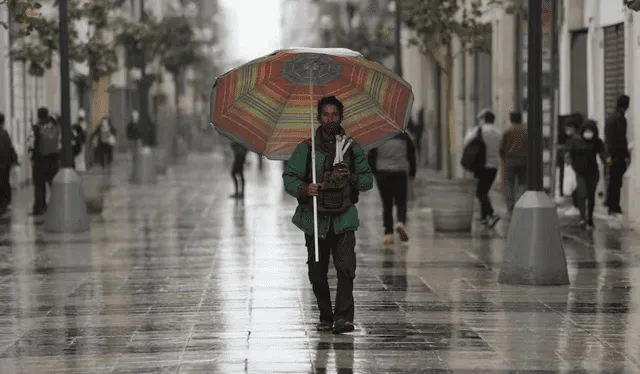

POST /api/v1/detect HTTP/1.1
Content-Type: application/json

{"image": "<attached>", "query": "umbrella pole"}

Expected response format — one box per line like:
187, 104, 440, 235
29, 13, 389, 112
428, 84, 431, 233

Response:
309, 73, 320, 263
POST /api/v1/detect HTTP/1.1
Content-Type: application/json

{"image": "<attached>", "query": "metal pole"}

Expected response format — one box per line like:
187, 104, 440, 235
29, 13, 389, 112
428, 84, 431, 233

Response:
58, 0, 74, 168
527, 0, 543, 191
394, 0, 403, 76
138, 0, 151, 146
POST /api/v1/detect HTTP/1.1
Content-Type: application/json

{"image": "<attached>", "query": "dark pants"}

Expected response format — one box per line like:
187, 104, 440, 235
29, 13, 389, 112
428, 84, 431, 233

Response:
0, 167, 10, 210
375, 171, 408, 234
606, 158, 627, 214
305, 230, 356, 323
504, 158, 527, 214
475, 167, 497, 219
231, 155, 245, 195
576, 171, 599, 222
95, 144, 113, 168
32, 156, 60, 213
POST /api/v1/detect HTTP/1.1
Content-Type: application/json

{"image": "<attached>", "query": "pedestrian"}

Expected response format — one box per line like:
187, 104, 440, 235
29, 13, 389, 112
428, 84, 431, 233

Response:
26, 107, 61, 216
368, 132, 417, 246
282, 95, 373, 334
230, 142, 248, 198
92, 117, 116, 169
72, 109, 87, 172
604, 94, 630, 218
562, 114, 583, 217
0, 113, 18, 214
565, 119, 606, 229
463, 109, 502, 228
126, 110, 141, 155
500, 111, 528, 214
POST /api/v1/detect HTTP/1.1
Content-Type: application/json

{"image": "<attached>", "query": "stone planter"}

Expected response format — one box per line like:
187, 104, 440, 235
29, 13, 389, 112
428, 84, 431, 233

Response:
427, 178, 476, 232
81, 168, 105, 215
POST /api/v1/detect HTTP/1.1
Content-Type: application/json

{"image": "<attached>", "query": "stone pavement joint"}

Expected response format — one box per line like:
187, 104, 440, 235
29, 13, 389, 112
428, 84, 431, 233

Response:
0, 153, 638, 373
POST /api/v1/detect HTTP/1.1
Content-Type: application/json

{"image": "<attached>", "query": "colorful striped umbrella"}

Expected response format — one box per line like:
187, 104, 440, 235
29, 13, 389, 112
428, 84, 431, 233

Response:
210, 47, 414, 160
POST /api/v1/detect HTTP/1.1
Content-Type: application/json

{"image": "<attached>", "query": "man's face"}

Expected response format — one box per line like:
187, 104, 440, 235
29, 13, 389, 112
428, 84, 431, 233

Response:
319, 104, 341, 128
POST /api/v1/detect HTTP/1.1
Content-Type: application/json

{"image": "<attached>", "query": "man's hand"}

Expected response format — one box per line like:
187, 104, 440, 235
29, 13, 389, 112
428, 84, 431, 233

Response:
306, 183, 320, 196
332, 163, 350, 181
606, 157, 613, 165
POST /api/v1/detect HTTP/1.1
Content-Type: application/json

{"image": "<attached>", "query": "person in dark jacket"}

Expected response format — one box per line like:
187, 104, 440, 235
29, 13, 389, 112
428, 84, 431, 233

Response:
368, 132, 416, 246
562, 114, 583, 217
565, 119, 606, 229
604, 94, 630, 217
27, 107, 61, 215
500, 112, 528, 214
0, 113, 18, 213
230, 142, 248, 198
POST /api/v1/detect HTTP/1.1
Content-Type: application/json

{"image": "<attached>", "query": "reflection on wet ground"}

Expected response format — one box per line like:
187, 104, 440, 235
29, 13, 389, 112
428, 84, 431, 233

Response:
0, 154, 640, 373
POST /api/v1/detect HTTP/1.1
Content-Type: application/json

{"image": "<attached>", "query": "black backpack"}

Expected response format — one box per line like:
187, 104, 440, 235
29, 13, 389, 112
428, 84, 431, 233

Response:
297, 140, 359, 205
460, 126, 486, 173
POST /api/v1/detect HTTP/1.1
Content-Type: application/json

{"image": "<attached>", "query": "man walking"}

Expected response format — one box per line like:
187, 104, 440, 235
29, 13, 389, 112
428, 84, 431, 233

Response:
283, 96, 373, 334
230, 142, 248, 198
500, 112, 528, 215
27, 108, 61, 216
0, 113, 18, 214
463, 109, 502, 228
368, 132, 417, 246
605, 94, 630, 218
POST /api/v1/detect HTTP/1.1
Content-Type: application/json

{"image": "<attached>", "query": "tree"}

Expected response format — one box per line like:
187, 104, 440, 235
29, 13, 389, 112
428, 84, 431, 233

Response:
403, 0, 515, 178
4, 0, 120, 80
156, 13, 203, 156
334, 20, 395, 64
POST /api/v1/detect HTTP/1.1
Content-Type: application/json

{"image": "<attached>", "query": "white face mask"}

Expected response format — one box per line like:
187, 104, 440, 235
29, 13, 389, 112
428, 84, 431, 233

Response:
583, 131, 594, 140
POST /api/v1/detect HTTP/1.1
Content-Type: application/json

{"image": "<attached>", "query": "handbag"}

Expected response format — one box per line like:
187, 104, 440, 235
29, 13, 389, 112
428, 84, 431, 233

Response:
562, 165, 577, 196
461, 126, 487, 172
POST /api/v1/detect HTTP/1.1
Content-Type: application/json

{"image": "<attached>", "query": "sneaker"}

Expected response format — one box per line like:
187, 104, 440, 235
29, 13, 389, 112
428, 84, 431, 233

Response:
587, 219, 595, 230
383, 234, 393, 246
579, 220, 587, 230
564, 206, 580, 217
315, 320, 333, 331
332, 319, 355, 334
486, 214, 500, 229
395, 222, 409, 242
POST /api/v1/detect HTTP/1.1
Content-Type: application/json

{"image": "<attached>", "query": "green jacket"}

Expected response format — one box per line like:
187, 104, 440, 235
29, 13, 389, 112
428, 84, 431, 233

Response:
283, 140, 373, 237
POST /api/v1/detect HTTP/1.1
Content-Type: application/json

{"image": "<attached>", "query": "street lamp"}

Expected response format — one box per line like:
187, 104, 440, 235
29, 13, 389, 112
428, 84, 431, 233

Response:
44, 0, 90, 233
498, 0, 568, 286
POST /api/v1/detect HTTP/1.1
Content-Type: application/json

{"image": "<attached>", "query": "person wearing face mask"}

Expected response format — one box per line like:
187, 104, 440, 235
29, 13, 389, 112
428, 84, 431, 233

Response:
565, 119, 606, 229
283, 96, 373, 334
92, 117, 117, 169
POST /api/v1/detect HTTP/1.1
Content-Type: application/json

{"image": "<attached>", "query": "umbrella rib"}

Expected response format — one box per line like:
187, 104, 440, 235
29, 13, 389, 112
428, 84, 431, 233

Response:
261, 89, 295, 156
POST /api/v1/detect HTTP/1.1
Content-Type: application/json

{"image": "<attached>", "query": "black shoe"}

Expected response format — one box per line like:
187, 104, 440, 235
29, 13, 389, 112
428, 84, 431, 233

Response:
579, 220, 587, 230
587, 219, 595, 230
332, 319, 355, 334
315, 320, 333, 331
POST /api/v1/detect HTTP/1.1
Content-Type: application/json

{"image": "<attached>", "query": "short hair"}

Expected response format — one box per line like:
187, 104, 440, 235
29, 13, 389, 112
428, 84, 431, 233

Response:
509, 111, 522, 124
483, 111, 495, 124
617, 94, 630, 110
317, 96, 344, 119
37, 107, 49, 120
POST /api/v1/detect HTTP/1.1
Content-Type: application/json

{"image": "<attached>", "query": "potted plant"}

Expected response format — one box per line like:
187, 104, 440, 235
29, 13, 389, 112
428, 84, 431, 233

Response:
403, 0, 514, 232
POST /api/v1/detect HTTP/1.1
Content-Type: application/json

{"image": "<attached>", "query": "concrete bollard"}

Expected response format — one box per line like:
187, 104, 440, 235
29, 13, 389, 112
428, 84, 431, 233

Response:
44, 168, 90, 233
133, 146, 158, 184
81, 167, 105, 214
155, 148, 168, 175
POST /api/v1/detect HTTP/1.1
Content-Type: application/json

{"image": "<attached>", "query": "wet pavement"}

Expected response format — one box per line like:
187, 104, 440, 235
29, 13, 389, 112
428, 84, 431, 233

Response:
1, 153, 640, 373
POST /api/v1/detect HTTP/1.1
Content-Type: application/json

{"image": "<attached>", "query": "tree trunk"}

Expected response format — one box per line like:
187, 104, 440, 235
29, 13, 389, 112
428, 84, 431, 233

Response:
444, 50, 455, 180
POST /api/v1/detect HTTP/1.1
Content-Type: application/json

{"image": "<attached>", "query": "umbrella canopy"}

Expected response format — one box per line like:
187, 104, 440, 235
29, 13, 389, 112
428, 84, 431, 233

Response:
210, 47, 414, 160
